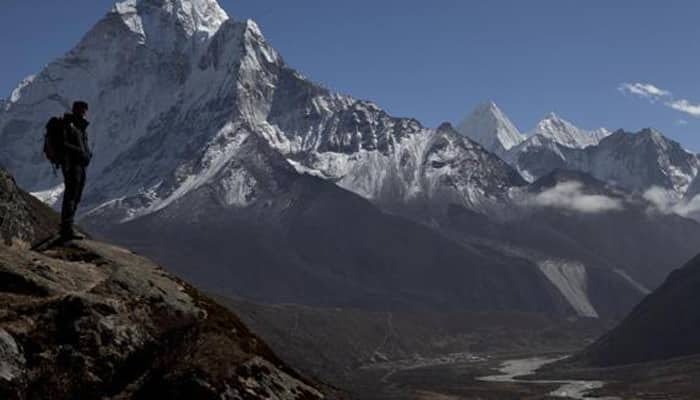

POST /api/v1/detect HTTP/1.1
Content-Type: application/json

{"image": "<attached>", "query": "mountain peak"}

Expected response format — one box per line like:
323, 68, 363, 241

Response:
479, 99, 499, 110
112, 0, 229, 38
530, 113, 606, 149
637, 127, 671, 149
544, 111, 560, 120
457, 100, 524, 153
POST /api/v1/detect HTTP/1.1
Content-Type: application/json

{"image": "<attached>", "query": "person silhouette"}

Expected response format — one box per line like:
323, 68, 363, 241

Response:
59, 100, 92, 240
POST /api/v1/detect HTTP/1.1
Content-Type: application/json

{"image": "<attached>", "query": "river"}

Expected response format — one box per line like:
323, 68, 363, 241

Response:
478, 356, 621, 399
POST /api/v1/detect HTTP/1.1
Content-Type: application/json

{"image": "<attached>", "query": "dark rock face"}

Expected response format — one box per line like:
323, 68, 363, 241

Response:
0, 166, 326, 400
0, 241, 324, 399
571, 252, 700, 367
571, 252, 700, 366
0, 168, 58, 247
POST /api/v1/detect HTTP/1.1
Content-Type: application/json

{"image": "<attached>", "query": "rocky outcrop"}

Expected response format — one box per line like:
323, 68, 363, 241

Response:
0, 168, 58, 248
0, 240, 325, 399
0, 165, 327, 399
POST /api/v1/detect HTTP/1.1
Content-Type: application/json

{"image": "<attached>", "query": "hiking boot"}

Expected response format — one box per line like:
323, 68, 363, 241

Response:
59, 227, 85, 241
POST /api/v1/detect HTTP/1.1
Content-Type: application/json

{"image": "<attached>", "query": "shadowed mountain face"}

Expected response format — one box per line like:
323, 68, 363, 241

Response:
0, 166, 327, 400
435, 170, 700, 288
485, 170, 700, 289
570, 252, 700, 367
86, 131, 575, 315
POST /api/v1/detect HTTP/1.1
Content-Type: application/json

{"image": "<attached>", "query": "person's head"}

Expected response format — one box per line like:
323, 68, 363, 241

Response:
72, 101, 89, 118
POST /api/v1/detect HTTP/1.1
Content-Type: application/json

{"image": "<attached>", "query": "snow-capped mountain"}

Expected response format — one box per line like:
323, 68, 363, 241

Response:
578, 128, 700, 195
528, 112, 610, 149
0, 0, 231, 191
3, 0, 700, 321
509, 127, 700, 195
456, 100, 525, 156
0, 0, 524, 222
81, 133, 590, 316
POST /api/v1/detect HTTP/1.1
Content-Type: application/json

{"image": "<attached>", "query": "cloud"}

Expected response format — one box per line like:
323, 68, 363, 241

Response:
676, 119, 689, 126
618, 82, 671, 101
531, 181, 624, 214
666, 99, 700, 117
643, 186, 700, 217
618, 82, 700, 118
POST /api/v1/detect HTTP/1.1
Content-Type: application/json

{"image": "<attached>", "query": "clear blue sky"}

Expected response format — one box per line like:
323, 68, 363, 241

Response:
2, 1, 700, 150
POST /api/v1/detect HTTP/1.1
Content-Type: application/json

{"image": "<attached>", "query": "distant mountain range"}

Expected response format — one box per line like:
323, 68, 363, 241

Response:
2, 0, 700, 323
457, 101, 699, 199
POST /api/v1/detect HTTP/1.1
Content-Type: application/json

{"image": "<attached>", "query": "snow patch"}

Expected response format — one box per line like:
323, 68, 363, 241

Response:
9, 75, 35, 103
31, 183, 65, 207
218, 167, 257, 207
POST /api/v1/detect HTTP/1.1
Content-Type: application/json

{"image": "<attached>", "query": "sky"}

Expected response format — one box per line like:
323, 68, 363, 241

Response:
2, 0, 700, 150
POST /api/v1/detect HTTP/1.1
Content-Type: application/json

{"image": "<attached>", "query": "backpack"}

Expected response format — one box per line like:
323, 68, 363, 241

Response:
44, 116, 65, 168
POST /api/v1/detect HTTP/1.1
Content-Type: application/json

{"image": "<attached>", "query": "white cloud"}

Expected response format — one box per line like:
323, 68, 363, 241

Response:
666, 99, 700, 117
618, 82, 671, 101
676, 119, 689, 126
618, 82, 700, 119
643, 186, 700, 217
531, 181, 624, 214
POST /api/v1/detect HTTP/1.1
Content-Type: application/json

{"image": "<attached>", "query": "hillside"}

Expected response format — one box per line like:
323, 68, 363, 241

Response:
0, 166, 329, 399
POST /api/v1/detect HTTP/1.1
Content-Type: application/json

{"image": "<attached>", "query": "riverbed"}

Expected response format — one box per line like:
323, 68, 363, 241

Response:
478, 356, 621, 399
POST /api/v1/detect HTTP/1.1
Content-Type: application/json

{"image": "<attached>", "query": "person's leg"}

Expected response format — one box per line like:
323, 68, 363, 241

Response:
75, 165, 86, 206
60, 162, 80, 236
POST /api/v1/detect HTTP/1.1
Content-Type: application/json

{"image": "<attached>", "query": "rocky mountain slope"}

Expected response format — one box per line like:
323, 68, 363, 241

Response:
570, 250, 700, 367
0, 166, 328, 399
83, 130, 584, 316
0, 168, 58, 247
430, 169, 700, 300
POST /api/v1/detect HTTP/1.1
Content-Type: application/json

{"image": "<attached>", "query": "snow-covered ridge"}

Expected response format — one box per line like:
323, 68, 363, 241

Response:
9, 75, 35, 104
112, 0, 229, 38
529, 112, 609, 149
457, 103, 609, 155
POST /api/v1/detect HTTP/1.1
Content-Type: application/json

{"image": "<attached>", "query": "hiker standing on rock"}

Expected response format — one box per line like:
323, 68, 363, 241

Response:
56, 101, 92, 240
